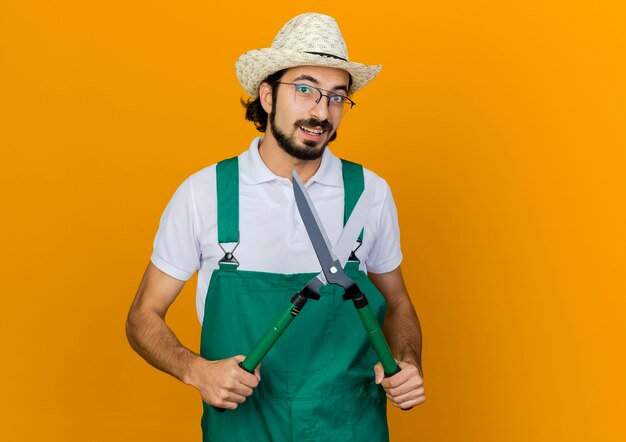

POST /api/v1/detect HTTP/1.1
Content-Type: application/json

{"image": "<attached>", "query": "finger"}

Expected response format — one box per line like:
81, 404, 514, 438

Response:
386, 386, 425, 406
218, 371, 256, 396
391, 394, 426, 410
231, 354, 254, 371
232, 354, 246, 363
229, 383, 254, 397
238, 371, 260, 389
397, 360, 424, 381
228, 356, 260, 389
212, 390, 247, 409
223, 369, 258, 393
381, 365, 422, 390
373, 362, 384, 384
387, 377, 424, 397
215, 397, 239, 410
380, 370, 412, 389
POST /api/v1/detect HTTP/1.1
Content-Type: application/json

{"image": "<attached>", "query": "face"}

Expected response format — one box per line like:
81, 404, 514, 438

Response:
263, 66, 350, 161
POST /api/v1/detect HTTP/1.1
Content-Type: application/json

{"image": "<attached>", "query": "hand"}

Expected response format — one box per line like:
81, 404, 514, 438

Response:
188, 355, 261, 410
374, 360, 425, 410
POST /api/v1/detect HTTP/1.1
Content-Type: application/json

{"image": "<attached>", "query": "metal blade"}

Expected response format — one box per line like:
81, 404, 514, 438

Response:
292, 171, 337, 274
305, 273, 325, 293
332, 179, 378, 268
307, 181, 377, 289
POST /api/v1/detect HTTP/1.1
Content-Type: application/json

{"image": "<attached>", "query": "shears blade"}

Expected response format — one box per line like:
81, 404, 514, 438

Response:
292, 171, 377, 287
292, 172, 337, 276
332, 179, 377, 268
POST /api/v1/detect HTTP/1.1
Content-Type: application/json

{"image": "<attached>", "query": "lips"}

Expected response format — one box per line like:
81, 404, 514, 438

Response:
295, 118, 332, 138
300, 126, 324, 135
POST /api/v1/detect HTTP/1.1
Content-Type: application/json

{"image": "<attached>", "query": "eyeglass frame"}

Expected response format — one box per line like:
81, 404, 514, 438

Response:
276, 82, 356, 112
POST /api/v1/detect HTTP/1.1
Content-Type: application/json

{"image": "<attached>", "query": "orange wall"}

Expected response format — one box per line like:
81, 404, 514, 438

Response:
1, 1, 624, 441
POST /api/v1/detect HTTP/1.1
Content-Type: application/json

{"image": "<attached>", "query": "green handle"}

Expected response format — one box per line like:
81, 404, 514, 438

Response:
356, 303, 400, 377
213, 301, 299, 413
240, 302, 299, 372
355, 298, 414, 410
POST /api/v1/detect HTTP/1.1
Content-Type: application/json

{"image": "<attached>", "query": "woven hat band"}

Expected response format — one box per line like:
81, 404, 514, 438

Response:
304, 52, 348, 62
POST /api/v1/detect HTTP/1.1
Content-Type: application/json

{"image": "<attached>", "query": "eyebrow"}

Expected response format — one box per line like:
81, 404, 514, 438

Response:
292, 75, 349, 94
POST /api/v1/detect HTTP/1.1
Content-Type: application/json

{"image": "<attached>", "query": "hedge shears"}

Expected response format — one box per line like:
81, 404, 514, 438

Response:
216, 172, 400, 411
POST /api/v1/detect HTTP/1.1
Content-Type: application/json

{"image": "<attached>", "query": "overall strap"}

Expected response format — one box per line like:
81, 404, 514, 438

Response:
341, 159, 365, 242
216, 157, 239, 267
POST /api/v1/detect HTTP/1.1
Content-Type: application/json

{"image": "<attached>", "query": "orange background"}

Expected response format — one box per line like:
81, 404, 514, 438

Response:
1, 1, 625, 441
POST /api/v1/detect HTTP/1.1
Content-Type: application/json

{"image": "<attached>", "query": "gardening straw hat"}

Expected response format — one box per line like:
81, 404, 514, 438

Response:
235, 12, 382, 99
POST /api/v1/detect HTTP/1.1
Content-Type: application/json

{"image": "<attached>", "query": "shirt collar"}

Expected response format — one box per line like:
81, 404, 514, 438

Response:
239, 137, 276, 185
240, 136, 343, 187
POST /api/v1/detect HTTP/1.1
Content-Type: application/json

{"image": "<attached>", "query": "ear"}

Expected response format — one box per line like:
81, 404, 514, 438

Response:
259, 82, 273, 114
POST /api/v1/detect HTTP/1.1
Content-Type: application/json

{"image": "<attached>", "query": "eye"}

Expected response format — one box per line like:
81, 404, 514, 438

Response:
296, 85, 313, 94
329, 94, 347, 104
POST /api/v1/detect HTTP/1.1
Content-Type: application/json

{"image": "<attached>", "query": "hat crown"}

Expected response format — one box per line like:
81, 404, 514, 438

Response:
235, 12, 381, 99
271, 13, 349, 61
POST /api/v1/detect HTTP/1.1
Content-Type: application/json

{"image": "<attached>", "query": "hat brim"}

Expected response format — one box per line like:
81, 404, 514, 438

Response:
236, 48, 382, 99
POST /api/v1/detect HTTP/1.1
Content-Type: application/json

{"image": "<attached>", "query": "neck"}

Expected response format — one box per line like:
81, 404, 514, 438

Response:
257, 135, 323, 183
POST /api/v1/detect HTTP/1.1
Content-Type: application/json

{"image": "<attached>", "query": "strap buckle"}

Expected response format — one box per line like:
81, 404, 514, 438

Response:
218, 242, 240, 267
347, 239, 362, 263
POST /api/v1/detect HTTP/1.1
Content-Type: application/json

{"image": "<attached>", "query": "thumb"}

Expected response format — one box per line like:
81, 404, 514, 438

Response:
233, 355, 260, 380
233, 354, 246, 363
373, 362, 384, 384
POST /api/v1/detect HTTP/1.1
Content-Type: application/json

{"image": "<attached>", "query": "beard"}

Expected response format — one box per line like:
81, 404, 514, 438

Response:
269, 109, 333, 161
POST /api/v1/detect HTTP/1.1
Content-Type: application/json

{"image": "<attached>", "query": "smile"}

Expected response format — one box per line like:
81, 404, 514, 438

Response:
300, 126, 324, 135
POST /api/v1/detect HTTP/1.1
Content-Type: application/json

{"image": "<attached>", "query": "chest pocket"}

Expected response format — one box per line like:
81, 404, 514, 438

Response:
239, 283, 337, 372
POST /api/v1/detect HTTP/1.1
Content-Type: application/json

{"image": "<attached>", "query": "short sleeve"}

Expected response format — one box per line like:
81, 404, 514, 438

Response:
151, 177, 201, 281
364, 181, 403, 274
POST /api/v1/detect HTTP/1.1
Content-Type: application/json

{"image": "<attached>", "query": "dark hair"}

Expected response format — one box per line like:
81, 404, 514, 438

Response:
242, 69, 286, 133
242, 69, 353, 143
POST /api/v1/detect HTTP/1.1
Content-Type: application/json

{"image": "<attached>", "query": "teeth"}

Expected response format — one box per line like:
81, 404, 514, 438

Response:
300, 126, 323, 135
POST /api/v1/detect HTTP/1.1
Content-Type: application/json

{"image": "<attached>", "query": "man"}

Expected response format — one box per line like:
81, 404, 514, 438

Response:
127, 12, 425, 441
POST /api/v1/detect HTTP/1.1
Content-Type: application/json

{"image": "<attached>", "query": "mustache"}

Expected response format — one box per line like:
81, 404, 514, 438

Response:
294, 118, 332, 132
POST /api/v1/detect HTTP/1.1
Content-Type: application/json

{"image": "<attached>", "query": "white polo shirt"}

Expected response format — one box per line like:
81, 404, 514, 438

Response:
151, 137, 403, 323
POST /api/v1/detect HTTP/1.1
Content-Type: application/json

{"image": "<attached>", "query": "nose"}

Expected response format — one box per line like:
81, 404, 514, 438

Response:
309, 96, 331, 121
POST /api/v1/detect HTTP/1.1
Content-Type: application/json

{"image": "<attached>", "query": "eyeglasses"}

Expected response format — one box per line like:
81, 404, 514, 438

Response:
277, 82, 356, 115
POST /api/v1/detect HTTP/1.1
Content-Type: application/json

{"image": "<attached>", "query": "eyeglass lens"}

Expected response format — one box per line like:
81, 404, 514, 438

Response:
289, 83, 353, 115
